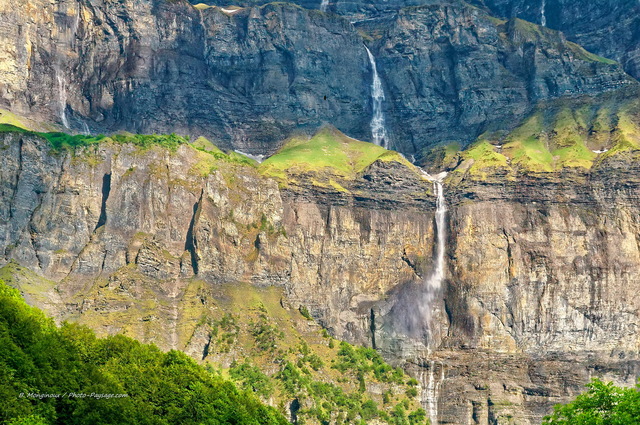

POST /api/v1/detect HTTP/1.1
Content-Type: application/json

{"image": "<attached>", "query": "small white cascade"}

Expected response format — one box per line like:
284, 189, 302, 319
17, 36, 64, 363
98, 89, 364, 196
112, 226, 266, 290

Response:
320, 0, 329, 12
541, 0, 547, 27
72, 4, 81, 38
56, 69, 70, 129
422, 361, 446, 425
199, 10, 208, 57
364, 46, 389, 148
82, 121, 90, 135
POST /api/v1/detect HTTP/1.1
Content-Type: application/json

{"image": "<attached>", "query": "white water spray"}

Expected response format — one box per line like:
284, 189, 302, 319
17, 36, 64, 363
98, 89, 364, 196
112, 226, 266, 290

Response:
364, 46, 389, 148
390, 170, 448, 341
541, 0, 547, 27
82, 121, 90, 135
320, 0, 329, 12
56, 69, 70, 129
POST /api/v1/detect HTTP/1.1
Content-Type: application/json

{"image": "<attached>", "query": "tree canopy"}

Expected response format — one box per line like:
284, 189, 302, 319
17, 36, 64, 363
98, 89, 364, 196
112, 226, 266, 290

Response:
0, 280, 288, 425
543, 378, 640, 425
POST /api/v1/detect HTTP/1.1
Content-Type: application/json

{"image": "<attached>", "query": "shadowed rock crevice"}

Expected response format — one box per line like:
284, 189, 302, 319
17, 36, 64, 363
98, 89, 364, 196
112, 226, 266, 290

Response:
94, 173, 111, 231
185, 190, 204, 275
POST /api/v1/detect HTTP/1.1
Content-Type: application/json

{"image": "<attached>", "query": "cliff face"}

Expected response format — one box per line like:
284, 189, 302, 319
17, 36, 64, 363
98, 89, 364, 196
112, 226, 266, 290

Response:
357, 6, 633, 155
0, 0, 634, 156
0, 0, 372, 152
2, 131, 640, 424
194, 0, 640, 82
470, 0, 640, 80
0, 131, 433, 348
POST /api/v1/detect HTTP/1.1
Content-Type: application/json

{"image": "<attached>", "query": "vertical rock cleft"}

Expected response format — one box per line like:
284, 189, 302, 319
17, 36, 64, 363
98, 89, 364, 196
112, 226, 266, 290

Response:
364, 46, 389, 149
94, 173, 111, 231
185, 190, 204, 275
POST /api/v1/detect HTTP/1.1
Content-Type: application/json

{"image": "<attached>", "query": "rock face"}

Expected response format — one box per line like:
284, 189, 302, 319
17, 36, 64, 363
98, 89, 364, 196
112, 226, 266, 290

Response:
357, 7, 633, 156
0, 0, 635, 156
0, 0, 372, 152
470, 0, 640, 80
2, 132, 640, 424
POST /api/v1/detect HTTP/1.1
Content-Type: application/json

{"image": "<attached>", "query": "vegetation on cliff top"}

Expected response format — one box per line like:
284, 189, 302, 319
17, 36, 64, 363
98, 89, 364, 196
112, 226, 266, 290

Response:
0, 279, 287, 425
259, 127, 413, 185
0, 124, 257, 167
443, 91, 640, 178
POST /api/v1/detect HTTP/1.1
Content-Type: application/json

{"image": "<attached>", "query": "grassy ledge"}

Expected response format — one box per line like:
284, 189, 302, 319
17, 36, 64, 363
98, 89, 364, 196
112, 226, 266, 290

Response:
448, 92, 640, 179
259, 127, 412, 186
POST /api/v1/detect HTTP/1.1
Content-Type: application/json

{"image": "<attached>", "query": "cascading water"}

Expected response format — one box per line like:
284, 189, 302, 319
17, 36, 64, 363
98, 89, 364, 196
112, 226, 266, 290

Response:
388, 170, 448, 341
199, 10, 208, 57
320, 0, 329, 12
421, 361, 445, 425
364, 46, 389, 148
541, 0, 547, 27
55, 69, 70, 129
428, 178, 446, 290
421, 174, 448, 424
422, 170, 447, 291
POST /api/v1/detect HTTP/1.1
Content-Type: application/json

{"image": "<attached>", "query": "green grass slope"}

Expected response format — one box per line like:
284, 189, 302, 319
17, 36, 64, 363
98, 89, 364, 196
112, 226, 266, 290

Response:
187, 281, 426, 425
445, 90, 640, 178
259, 127, 413, 188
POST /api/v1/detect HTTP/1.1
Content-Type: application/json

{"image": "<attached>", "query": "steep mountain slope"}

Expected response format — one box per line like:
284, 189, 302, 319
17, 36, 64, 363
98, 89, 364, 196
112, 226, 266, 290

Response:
0, 0, 634, 156
1, 121, 640, 423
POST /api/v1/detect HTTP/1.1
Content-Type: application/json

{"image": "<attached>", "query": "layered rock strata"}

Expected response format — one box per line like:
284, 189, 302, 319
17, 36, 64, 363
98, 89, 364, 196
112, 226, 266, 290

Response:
2, 131, 640, 423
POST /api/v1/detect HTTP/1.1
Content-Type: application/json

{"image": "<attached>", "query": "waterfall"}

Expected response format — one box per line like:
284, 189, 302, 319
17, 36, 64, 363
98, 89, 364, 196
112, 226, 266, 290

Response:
422, 361, 446, 425
199, 10, 208, 57
364, 46, 389, 148
421, 170, 447, 290
541, 0, 547, 27
82, 121, 90, 135
320, 0, 329, 12
56, 69, 70, 129
428, 178, 446, 290
389, 170, 447, 342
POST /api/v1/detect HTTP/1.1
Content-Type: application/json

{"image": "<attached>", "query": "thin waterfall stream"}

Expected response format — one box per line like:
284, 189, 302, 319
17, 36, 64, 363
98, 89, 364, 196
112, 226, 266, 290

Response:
421, 170, 447, 291
541, 0, 547, 27
364, 46, 389, 148
422, 361, 445, 425
418, 171, 448, 425
55, 68, 70, 129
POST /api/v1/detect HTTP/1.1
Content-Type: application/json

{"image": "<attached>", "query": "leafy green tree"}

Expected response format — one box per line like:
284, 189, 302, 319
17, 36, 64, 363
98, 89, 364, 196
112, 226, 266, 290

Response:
7, 415, 49, 425
0, 280, 288, 425
543, 379, 640, 425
